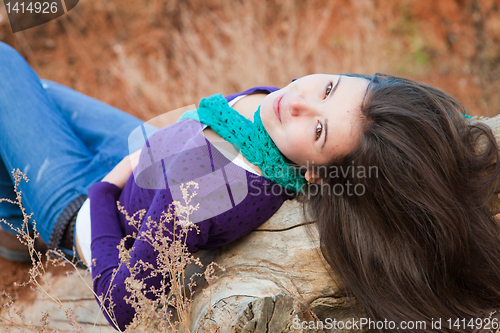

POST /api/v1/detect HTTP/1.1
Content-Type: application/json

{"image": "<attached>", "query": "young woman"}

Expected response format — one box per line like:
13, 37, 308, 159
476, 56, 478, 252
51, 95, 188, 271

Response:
306, 75, 500, 332
1, 41, 500, 332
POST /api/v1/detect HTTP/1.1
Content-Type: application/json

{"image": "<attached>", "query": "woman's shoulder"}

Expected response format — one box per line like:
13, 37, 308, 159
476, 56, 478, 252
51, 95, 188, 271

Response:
225, 86, 279, 103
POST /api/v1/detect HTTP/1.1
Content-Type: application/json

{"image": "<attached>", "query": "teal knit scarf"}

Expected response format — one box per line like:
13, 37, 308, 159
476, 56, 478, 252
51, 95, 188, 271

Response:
179, 94, 306, 192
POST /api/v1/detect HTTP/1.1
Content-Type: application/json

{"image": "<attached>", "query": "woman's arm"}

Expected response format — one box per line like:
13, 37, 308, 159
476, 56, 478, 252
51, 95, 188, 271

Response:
89, 179, 212, 330
101, 149, 142, 190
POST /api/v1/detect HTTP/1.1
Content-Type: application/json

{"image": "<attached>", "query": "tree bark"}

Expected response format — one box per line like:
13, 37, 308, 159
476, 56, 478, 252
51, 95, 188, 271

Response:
470, 116, 500, 214
188, 200, 362, 333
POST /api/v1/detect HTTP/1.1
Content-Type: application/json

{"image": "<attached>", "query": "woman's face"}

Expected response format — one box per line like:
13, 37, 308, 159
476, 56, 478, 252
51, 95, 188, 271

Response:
260, 74, 370, 167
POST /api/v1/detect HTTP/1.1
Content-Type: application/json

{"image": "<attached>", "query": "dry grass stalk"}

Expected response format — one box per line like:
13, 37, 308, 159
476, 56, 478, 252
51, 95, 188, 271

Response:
0, 171, 220, 332
114, 181, 210, 332
0, 170, 87, 332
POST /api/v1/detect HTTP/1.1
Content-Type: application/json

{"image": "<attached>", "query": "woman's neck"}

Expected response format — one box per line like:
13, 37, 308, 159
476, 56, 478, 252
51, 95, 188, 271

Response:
202, 93, 268, 175
231, 93, 267, 121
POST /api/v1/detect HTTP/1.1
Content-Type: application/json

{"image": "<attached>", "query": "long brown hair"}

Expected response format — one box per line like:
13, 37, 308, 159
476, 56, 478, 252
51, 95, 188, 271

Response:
306, 74, 500, 332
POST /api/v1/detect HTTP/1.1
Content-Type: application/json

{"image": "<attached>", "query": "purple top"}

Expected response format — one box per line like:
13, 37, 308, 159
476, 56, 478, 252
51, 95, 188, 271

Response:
88, 86, 292, 330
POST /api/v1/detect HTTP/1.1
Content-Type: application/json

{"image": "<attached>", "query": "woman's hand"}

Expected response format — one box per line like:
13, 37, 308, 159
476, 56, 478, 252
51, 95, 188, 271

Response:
101, 149, 142, 189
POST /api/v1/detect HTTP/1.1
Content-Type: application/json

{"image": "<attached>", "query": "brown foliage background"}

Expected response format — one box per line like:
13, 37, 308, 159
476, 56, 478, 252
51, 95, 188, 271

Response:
1, 0, 500, 120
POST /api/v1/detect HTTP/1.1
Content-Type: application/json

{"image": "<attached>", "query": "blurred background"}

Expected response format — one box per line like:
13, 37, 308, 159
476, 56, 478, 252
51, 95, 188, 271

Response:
0, 0, 499, 120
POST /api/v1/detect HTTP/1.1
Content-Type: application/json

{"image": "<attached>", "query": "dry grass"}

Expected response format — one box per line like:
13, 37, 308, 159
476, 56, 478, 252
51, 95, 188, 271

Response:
0, 172, 219, 332
0, 170, 93, 333
113, 181, 222, 332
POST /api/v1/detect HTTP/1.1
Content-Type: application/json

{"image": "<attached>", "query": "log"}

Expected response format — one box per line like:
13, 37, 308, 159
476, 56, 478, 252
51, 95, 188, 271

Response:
470, 116, 500, 214
187, 200, 362, 333
0, 271, 119, 332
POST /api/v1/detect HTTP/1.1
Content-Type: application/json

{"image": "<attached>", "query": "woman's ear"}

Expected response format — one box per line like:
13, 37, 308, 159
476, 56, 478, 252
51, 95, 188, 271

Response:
304, 170, 322, 185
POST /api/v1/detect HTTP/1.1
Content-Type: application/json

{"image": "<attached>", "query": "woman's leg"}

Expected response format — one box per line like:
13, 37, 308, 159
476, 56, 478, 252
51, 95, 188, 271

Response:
40, 80, 149, 160
0, 42, 151, 249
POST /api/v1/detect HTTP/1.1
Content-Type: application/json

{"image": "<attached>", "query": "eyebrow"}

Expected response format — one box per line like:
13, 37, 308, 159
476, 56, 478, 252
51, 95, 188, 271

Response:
321, 76, 341, 149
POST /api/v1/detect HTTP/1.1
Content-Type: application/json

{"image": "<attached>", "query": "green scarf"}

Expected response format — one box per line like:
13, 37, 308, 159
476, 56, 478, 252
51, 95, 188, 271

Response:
179, 94, 306, 192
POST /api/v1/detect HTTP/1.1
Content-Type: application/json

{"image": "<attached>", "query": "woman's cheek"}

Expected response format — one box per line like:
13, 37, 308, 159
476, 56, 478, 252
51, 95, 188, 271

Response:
280, 137, 305, 165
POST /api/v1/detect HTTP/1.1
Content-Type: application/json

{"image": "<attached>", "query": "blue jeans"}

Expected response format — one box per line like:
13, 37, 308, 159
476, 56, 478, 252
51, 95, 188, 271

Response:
0, 42, 149, 248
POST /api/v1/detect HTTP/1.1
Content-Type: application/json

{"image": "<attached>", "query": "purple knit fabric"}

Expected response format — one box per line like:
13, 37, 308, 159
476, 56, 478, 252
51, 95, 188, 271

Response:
88, 86, 293, 330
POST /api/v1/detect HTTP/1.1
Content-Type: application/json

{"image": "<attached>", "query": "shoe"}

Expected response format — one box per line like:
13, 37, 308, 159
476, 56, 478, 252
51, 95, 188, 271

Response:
0, 229, 31, 262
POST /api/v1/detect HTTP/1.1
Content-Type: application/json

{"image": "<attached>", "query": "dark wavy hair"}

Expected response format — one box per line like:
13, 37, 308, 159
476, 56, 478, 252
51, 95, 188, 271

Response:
305, 74, 500, 332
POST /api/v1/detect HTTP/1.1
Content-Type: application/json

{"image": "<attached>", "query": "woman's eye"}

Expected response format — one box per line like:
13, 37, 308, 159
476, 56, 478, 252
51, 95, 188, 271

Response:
325, 82, 333, 98
316, 122, 323, 140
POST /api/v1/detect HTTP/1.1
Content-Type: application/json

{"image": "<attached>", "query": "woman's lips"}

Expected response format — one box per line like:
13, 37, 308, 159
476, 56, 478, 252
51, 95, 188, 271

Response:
273, 94, 284, 123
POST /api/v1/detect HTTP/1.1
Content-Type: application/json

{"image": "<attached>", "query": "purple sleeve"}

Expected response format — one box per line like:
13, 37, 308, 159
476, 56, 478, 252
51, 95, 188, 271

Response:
89, 181, 214, 331
89, 182, 212, 330
225, 86, 279, 102
89, 179, 290, 331
88, 181, 128, 330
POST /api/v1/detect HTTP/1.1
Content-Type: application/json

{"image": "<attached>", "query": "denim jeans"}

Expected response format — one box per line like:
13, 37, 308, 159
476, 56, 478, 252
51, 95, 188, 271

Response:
0, 42, 150, 248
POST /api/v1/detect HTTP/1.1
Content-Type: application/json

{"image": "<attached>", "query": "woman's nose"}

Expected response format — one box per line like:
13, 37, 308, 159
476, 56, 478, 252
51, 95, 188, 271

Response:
289, 95, 316, 117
